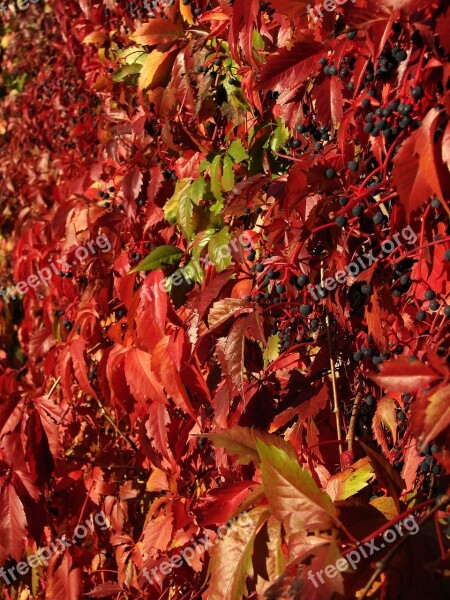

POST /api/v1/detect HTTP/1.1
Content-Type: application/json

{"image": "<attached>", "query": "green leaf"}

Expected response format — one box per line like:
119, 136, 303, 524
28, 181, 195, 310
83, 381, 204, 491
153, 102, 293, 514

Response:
255, 439, 338, 535
112, 63, 142, 82
207, 506, 270, 600
192, 229, 216, 262
222, 155, 235, 192
206, 426, 298, 466
208, 227, 231, 272
189, 177, 206, 204
177, 187, 194, 240
164, 180, 193, 239
130, 245, 184, 273
228, 139, 249, 163
210, 155, 223, 203
270, 118, 289, 152
253, 29, 265, 51
199, 158, 210, 173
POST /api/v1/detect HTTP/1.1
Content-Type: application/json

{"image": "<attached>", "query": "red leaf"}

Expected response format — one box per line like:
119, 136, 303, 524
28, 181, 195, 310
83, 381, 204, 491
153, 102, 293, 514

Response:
369, 357, 440, 393
87, 583, 124, 598
372, 396, 398, 457
0, 484, 27, 561
312, 75, 344, 128
142, 514, 174, 556
267, 0, 309, 18
124, 347, 167, 407
217, 318, 247, 397
229, 0, 261, 68
145, 401, 172, 462
122, 168, 143, 202
258, 42, 326, 92
393, 109, 447, 218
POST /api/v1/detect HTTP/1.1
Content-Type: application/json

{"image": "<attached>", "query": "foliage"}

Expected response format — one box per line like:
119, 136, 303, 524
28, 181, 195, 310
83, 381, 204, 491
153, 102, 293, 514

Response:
0, 0, 450, 598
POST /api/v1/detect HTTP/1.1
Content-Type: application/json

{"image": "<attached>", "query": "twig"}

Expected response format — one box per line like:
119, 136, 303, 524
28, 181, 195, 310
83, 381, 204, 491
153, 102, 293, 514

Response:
96, 396, 138, 452
46, 376, 61, 398
347, 388, 363, 452
323, 275, 342, 457
359, 495, 450, 599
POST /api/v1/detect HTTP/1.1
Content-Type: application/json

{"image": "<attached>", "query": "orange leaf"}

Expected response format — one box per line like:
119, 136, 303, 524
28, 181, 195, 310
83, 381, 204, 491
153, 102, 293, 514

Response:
411, 384, 450, 446
132, 18, 184, 46
138, 49, 177, 92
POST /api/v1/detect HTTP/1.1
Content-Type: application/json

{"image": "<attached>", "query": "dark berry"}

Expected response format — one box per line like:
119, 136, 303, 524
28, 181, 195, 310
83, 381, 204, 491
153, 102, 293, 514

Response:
420, 460, 430, 472
375, 119, 388, 131
336, 216, 347, 227
346, 29, 357, 40
348, 160, 358, 171
431, 197, 440, 209
300, 304, 313, 316
395, 49, 407, 62
352, 204, 365, 217
416, 310, 426, 322
297, 274, 309, 287
411, 85, 423, 101
373, 212, 384, 224
429, 300, 439, 311
326, 168, 336, 179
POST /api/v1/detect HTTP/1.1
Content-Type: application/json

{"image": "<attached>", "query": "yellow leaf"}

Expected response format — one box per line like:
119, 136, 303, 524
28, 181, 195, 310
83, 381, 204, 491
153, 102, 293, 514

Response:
146, 468, 169, 492
138, 50, 176, 92
208, 506, 270, 600
180, 0, 194, 24
82, 31, 108, 44
326, 457, 374, 501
